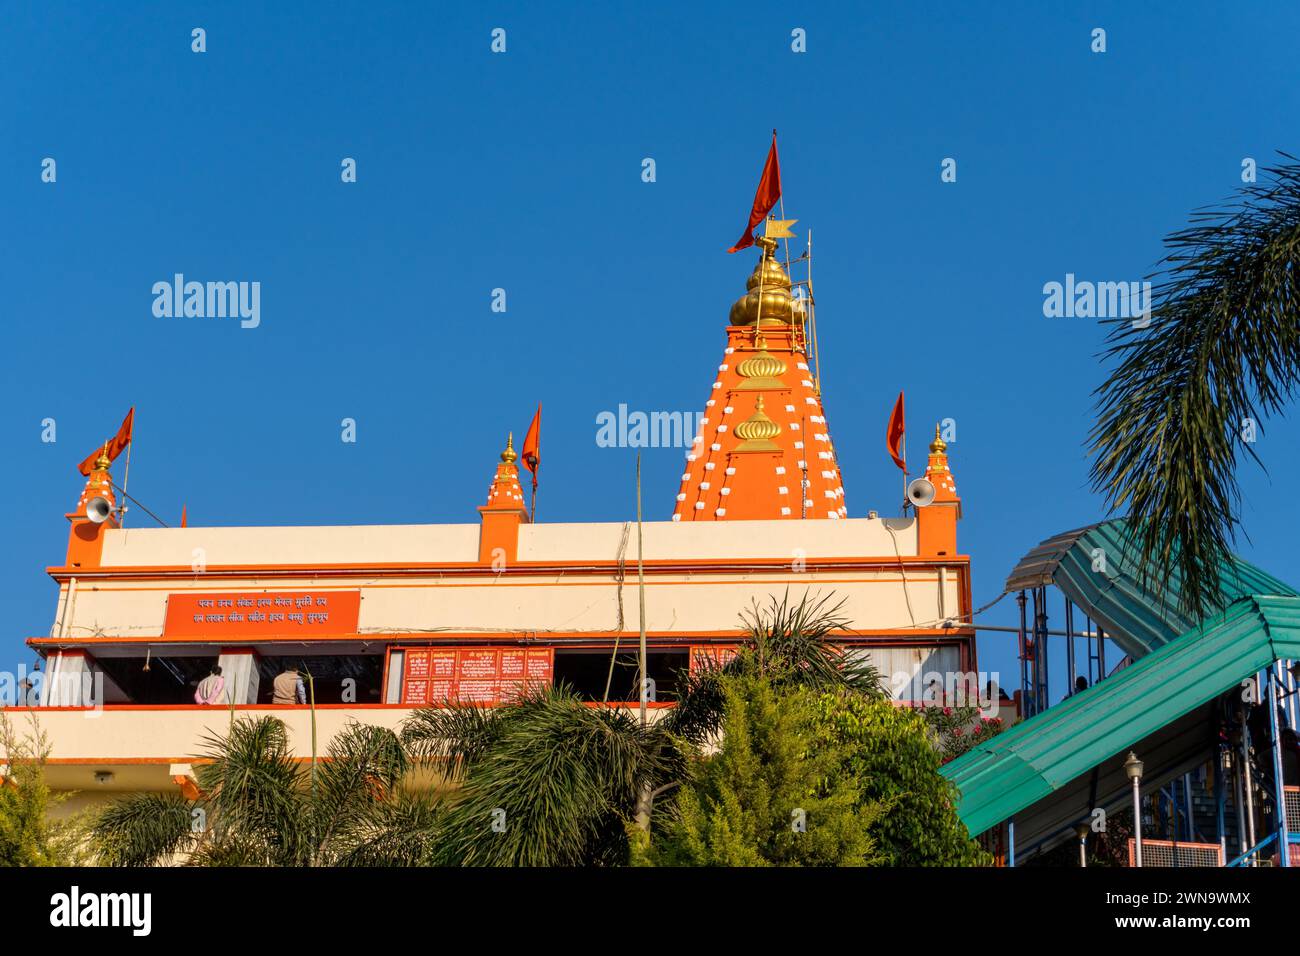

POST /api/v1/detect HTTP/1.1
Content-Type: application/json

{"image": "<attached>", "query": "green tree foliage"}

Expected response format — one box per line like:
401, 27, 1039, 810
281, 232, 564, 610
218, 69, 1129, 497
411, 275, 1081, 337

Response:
0, 714, 88, 866
810, 693, 990, 866
639, 675, 886, 866
666, 589, 884, 742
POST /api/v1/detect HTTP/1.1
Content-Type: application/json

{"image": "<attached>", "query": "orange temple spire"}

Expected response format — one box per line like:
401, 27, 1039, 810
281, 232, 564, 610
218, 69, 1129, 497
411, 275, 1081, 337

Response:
673, 235, 846, 521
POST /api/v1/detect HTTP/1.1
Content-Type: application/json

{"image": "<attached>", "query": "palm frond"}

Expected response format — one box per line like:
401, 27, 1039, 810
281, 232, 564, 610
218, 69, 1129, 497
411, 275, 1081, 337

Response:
431, 684, 679, 866
400, 701, 502, 783
194, 716, 307, 865
1090, 154, 1300, 616
90, 792, 196, 867
309, 721, 409, 863
333, 788, 447, 867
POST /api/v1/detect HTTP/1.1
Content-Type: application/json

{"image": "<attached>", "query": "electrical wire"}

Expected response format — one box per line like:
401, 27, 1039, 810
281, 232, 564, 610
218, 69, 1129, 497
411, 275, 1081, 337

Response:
108, 479, 170, 528
883, 519, 917, 626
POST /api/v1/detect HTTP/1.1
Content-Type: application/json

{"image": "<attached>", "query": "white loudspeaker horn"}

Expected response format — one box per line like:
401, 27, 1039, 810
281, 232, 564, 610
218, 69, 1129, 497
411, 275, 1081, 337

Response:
86, 496, 112, 524
907, 477, 936, 509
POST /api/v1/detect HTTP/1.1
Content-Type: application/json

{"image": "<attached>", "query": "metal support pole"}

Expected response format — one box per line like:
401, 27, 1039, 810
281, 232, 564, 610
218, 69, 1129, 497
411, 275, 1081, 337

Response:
1241, 697, 1258, 864
1234, 751, 1248, 859
1085, 613, 1095, 685
1029, 588, 1039, 714
1016, 591, 1029, 717
1214, 746, 1226, 861
1065, 600, 1077, 694
1036, 587, 1049, 711
1184, 774, 1195, 842
1097, 625, 1107, 678
1268, 665, 1290, 866
1008, 819, 1015, 868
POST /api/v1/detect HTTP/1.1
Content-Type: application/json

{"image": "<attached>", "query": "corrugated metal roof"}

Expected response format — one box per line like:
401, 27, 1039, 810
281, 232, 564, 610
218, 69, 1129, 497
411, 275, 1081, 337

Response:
1004, 518, 1297, 659
943, 594, 1300, 839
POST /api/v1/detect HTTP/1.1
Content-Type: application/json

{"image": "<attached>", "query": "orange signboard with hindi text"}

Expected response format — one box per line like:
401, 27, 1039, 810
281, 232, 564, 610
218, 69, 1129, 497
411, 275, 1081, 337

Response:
163, 591, 362, 638
400, 647, 554, 706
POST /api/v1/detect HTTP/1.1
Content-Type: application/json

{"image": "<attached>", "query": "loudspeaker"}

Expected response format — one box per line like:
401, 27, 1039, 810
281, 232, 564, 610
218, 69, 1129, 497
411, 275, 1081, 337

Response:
906, 477, 935, 508
86, 496, 112, 523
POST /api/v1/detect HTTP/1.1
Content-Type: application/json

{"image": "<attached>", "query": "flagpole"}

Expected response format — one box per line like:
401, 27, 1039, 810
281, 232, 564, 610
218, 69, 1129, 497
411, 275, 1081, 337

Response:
636, 453, 647, 727
530, 480, 537, 524
119, 430, 134, 527
808, 229, 822, 396
902, 427, 908, 515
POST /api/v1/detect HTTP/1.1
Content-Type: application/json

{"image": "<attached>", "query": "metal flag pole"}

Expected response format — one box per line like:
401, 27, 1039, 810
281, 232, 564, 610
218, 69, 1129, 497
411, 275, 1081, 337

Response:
118, 431, 134, 527
636, 453, 648, 727
807, 229, 822, 396
901, 425, 908, 514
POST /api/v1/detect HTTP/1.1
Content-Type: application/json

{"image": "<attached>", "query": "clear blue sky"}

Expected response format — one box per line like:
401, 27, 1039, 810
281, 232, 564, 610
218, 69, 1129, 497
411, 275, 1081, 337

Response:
4, 1, 1299, 701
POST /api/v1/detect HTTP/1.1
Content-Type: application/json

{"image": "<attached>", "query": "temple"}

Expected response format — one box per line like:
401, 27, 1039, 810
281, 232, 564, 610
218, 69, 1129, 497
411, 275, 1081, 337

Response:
17, 225, 981, 817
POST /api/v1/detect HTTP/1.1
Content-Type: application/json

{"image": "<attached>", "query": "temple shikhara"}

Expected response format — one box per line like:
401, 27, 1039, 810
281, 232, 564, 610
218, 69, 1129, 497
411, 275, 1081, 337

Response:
20, 217, 980, 818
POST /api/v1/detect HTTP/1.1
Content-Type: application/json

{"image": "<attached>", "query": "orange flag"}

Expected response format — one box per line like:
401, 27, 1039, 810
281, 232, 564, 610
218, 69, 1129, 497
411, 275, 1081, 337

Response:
77, 408, 134, 476
886, 392, 906, 472
521, 404, 541, 491
727, 131, 782, 253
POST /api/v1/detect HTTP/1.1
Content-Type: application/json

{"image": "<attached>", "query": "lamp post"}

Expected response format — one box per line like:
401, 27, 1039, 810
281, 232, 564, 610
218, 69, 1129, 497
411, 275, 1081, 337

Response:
1075, 822, 1090, 867
1125, 751, 1145, 867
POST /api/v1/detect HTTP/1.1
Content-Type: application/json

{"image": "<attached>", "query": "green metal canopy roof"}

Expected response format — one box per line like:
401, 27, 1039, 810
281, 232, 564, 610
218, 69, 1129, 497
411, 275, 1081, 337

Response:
1004, 519, 1297, 660
943, 594, 1300, 841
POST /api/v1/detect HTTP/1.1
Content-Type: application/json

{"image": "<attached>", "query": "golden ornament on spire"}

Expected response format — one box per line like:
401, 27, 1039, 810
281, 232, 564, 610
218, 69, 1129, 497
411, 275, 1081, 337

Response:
734, 394, 782, 453
929, 423, 947, 454
736, 336, 788, 390
729, 236, 796, 328
94, 445, 112, 471
501, 432, 518, 464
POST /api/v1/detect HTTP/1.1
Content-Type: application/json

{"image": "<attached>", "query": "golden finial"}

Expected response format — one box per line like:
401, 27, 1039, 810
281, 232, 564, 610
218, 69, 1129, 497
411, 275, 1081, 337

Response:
501, 432, 518, 464
929, 423, 947, 454
94, 444, 112, 472
728, 238, 795, 328
734, 394, 782, 452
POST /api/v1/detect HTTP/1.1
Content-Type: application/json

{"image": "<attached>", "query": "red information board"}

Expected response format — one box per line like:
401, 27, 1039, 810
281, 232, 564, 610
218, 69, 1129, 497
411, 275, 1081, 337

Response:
164, 591, 361, 638
400, 647, 554, 706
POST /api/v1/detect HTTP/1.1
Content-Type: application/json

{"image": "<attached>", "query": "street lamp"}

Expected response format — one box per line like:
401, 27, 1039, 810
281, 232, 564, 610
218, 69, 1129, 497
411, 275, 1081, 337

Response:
1125, 751, 1145, 867
1075, 822, 1090, 867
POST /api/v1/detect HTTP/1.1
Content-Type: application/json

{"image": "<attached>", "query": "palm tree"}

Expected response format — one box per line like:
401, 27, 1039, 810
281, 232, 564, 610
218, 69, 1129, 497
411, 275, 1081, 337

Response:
1091, 155, 1300, 616
399, 589, 884, 866
92, 716, 428, 866
401, 685, 682, 866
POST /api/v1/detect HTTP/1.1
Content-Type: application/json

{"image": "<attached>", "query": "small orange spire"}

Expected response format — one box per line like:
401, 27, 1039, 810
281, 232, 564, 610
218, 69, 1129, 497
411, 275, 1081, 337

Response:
923, 422, 957, 501
64, 446, 119, 569
483, 433, 527, 511
74, 447, 118, 519
917, 422, 961, 556
478, 432, 530, 565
